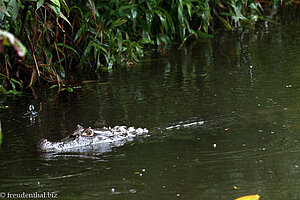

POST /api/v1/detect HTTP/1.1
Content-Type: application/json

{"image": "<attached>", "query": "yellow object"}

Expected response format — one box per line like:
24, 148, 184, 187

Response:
234, 194, 260, 200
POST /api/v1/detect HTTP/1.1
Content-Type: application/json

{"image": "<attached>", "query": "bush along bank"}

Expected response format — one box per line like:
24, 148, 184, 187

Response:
0, 0, 294, 94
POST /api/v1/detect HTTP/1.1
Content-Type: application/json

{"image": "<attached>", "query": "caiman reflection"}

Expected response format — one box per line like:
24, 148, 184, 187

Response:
37, 125, 149, 153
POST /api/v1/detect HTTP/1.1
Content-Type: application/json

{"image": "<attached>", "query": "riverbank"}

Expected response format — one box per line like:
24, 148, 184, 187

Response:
0, 1, 298, 98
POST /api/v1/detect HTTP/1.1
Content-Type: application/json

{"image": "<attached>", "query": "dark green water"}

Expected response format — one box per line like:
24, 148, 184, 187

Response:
1, 8, 300, 200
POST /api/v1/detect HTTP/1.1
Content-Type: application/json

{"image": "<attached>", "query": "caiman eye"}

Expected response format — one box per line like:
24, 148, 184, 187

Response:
82, 128, 94, 137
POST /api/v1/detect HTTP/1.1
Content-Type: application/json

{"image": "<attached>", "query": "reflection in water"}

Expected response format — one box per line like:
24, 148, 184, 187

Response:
1, 7, 300, 199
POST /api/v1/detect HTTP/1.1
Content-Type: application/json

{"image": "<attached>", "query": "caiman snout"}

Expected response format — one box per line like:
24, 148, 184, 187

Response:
36, 138, 55, 151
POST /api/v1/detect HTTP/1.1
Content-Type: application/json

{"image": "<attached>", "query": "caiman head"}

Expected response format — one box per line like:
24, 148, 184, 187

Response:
37, 125, 149, 153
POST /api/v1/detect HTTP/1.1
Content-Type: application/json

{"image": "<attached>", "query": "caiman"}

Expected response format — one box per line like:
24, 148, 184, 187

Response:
37, 125, 149, 153
37, 121, 204, 153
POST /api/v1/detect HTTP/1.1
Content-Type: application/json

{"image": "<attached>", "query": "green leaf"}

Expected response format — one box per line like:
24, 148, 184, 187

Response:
80, 41, 93, 68
69, 6, 83, 18
177, 2, 185, 40
47, 3, 60, 17
7, 0, 19, 20
135, 45, 143, 56
186, 2, 192, 18
146, 12, 152, 27
56, 43, 80, 57
131, 7, 137, 19
8, 79, 16, 90
47, 3, 71, 26
159, 34, 170, 44
60, 0, 70, 16
0, 0, 10, 17
59, 11, 72, 27
156, 34, 170, 45
0, 29, 27, 57
74, 26, 84, 42
153, 9, 168, 33
216, 14, 232, 30
10, 78, 23, 88
58, 67, 66, 80
49, 85, 59, 89
96, 52, 101, 70
247, 0, 255, 7
111, 18, 127, 28
116, 29, 123, 51
161, 8, 175, 34
0, 85, 7, 94
50, 0, 60, 8
66, 87, 73, 92
37, 0, 44, 10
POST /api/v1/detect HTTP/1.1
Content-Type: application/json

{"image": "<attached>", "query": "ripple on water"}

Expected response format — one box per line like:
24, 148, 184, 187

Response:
0, 152, 111, 193
153, 113, 299, 167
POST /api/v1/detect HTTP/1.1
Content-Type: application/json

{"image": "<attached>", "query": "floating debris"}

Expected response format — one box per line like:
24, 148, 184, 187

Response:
234, 194, 260, 200
24, 104, 39, 125
129, 189, 136, 193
